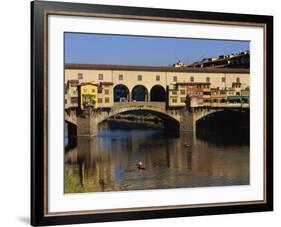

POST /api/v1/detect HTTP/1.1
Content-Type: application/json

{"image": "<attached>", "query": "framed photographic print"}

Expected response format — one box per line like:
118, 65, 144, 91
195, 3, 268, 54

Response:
31, 0, 273, 226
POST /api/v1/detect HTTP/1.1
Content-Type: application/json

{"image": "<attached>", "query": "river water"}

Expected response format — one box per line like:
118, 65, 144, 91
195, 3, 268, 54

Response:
64, 120, 249, 193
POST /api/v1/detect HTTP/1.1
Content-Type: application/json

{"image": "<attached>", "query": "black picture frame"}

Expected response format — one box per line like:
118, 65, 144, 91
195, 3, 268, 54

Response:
31, 0, 273, 226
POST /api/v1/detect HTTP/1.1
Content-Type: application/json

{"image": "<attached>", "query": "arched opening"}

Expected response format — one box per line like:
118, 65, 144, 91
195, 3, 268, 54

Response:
196, 110, 249, 145
99, 109, 180, 137
114, 84, 129, 102
150, 85, 166, 102
132, 85, 148, 101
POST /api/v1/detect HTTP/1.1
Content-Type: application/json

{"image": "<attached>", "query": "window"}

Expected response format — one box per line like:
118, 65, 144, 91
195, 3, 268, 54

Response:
105, 97, 110, 103
173, 76, 177, 82
98, 98, 103, 103
180, 97, 186, 103
83, 88, 87, 92
221, 77, 226, 83
65, 99, 67, 104
71, 97, 78, 104
180, 89, 185, 95
236, 77, 240, 83
172, 98, 177, 103
190, 76, 194, 82
206, 77, 210, 83
72, 90, 76, 95
98, 74, 103, 80
172, 90, 177, 95
119, 74, 123, 80
156, 75, 160, 81
104, 89, 109, 95
78, 73, 83, 80
137, 75, 142, 81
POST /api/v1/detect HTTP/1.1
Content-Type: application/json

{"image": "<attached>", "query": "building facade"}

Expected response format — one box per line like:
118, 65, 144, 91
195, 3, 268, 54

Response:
77, 83, 98, 110
64, 64, 250, 109
187, 51, 250, 69
65, 80, 79, 109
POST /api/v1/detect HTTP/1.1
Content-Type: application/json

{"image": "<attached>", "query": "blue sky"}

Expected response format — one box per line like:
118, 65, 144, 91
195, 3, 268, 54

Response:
64, 33, 249, 66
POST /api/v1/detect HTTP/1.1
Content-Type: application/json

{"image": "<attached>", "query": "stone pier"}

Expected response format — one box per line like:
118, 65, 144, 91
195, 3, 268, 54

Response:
77, 109, 99, 137
179, 111, 194, 133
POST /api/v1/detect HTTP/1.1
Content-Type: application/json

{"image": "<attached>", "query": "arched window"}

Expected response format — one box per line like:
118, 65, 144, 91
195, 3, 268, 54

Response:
114, 84, 129, 102
150, 85, 166, 102
132, 85, 148, 101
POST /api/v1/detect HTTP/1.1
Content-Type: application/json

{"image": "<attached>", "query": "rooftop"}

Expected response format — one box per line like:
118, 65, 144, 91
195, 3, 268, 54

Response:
188, 51, 250, 68
65, 63, 249, 74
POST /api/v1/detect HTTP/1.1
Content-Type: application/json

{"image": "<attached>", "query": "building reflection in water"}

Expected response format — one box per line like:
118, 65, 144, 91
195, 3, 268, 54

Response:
65, 121, 249, 193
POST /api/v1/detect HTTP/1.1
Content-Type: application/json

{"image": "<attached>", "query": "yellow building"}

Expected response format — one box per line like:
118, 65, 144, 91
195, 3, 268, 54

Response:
227, 82, 242, 105
168, 83, 186, 107
78, 83, 98, 110
97, 82, 114, 108
203, 83, 211, 106
241, 87, 250, 104
210, 88, 227, 107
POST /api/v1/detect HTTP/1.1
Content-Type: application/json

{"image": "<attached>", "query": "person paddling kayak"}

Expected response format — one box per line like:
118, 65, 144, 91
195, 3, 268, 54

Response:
136, 161, 145, 170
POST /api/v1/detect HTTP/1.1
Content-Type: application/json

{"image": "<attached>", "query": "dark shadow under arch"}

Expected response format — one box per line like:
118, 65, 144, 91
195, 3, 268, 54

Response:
99, 108, 180, 137
196, 109, 249, 141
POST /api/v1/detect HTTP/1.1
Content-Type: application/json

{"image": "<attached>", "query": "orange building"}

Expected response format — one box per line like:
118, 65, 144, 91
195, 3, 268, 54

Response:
176, 82, 210, 108
187, 83, 204, 108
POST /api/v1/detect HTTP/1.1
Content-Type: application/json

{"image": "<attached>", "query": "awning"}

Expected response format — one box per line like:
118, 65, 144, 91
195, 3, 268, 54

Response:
241, 96, 249, 100
227, 96, 241, 101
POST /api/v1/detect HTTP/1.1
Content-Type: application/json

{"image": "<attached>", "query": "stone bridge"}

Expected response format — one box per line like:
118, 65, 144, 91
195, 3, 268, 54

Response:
65, 101, 249, 136
65, 102, 180, 123
97, 101, 181, 123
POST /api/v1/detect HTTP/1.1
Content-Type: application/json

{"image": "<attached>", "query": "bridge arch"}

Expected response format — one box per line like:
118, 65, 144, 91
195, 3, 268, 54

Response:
96, 102, 180, 134
114, 84, 130, 102
195, 109, 249, 132
132, 85, 149, 102
97, 104, 180, 124
97, 107, 180, 137
150, 85, 166, 102
195, 109, 249, 122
